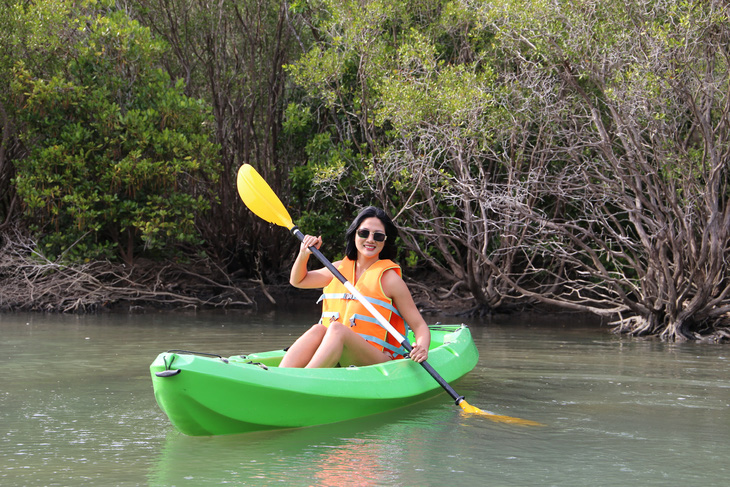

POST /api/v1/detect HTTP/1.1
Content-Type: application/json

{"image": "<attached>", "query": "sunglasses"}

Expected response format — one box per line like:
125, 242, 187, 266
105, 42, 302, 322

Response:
356, 229, 387, 242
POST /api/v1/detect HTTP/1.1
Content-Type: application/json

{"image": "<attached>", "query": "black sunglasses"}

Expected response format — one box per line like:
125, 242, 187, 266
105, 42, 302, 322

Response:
356, 229, 387, 242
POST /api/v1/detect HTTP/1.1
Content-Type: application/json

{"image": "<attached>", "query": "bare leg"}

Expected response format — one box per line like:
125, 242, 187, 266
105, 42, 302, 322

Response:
279, 324, 327, 368
305, 321, 392, 368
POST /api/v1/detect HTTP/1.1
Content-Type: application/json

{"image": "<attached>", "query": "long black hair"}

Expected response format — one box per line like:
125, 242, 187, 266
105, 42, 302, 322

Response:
344, 206, 399, 261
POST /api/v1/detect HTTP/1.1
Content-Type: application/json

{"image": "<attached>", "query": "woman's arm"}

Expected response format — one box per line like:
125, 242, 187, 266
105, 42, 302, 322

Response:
382, 269, 431, 362
289, 235, 339, 289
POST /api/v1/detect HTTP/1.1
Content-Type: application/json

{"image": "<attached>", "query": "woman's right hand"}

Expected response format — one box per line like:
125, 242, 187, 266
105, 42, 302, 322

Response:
299, 235, 322, 255
291, 235, 330, 289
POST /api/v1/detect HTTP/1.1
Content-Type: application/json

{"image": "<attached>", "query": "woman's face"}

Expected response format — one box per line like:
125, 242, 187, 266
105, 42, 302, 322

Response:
355, 217, 387, 259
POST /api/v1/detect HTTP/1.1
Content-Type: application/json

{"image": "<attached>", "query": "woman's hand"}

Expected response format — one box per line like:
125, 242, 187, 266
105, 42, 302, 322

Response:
299, 235, 322, 255
409, 341, 428, 363
291, 235, 335, 289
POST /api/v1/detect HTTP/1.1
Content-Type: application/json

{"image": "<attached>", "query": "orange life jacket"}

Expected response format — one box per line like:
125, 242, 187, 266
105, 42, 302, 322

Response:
318, 257, 409, 359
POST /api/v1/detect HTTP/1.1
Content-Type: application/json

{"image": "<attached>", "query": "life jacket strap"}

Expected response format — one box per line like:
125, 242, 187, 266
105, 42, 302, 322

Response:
318, 311, 340, 325
317, 293, 403, 318
317, 293, 355, 303
357, 333, 408, 358
349, 313, 411, 351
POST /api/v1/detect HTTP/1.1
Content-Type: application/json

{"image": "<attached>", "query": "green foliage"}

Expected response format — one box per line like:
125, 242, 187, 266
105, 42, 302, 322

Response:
282, 102, 314, 137
286, 2, 468, 272
11, 9, 220, 263
0, 0, 94, 224
289, 132, 363, 257
0, 0, 86, 70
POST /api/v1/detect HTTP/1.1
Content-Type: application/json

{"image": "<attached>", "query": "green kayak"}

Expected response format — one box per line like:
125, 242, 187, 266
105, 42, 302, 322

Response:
150, 324, 479, 436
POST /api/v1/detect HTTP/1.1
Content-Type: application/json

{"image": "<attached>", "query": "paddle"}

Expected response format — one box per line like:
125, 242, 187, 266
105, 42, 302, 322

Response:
236, 164, 543, 426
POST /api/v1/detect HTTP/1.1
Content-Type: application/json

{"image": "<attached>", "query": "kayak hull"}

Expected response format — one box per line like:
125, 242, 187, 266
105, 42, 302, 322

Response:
150, 324, 478, 436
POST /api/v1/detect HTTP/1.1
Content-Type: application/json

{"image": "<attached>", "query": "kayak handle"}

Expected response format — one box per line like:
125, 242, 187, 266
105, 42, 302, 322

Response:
166, 350, 229, 363
155, 369, 181, 377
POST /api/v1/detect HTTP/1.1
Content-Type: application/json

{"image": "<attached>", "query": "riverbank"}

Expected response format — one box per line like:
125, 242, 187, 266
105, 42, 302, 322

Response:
0, 252, 558, 320
0, 253, 449, 313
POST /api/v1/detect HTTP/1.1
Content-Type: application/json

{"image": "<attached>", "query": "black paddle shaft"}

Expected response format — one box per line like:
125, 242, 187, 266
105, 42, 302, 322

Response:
290, 226, 466, 406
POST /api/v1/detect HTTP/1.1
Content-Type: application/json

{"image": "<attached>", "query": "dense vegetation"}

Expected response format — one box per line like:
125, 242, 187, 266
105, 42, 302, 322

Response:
0, 0, 727, 341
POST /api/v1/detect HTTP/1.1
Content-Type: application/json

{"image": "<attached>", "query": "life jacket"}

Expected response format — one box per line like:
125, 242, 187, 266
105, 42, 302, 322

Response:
318, 257, 410, 359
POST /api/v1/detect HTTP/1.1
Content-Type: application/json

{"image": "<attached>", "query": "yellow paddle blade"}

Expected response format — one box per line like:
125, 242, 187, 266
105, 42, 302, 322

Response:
459, 400, 545, 426
236, 164, 295, 230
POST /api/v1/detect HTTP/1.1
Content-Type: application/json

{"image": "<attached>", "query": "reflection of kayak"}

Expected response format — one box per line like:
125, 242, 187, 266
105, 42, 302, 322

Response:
150, 404, 451, 485
150, 324, 478, 436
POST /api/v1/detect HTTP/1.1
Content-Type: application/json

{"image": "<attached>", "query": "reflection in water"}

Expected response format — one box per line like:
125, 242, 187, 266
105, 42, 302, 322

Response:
1, 311, 728, 486
149, 399, 451, 486
312, 438, 390, 487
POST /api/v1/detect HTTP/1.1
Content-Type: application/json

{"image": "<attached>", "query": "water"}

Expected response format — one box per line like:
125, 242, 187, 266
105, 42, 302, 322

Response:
1, 311, 728, 486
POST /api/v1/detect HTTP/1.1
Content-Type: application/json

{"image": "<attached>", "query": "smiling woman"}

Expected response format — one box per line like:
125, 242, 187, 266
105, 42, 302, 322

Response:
283, 206, 431, 368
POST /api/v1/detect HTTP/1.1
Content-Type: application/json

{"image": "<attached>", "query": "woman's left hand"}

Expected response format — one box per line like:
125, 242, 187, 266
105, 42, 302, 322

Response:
409, 342, 428, 363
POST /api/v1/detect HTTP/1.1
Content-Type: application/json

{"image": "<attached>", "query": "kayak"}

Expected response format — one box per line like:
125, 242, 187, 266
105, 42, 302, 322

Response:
150, 324, 479, 436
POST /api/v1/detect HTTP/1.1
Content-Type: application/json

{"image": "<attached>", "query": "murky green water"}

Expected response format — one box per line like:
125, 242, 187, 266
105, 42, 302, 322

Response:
1, 310, 728, 486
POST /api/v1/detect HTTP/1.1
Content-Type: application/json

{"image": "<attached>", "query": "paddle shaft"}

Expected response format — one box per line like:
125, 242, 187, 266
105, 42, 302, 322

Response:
291, 226, 465, 406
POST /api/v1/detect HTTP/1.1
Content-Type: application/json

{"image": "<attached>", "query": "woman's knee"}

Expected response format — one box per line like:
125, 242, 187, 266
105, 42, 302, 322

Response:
304, 323, 327, 337
322, 321, 352, 343
289, 323, 326, 349
325, 321, 348, 335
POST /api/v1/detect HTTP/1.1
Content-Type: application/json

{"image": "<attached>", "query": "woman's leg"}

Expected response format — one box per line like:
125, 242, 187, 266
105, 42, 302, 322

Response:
305, 321, 392, 368
279, 324, 327, 368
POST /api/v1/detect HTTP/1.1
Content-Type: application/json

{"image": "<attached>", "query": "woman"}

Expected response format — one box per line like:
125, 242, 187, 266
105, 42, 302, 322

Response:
281, 206, 431, 368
